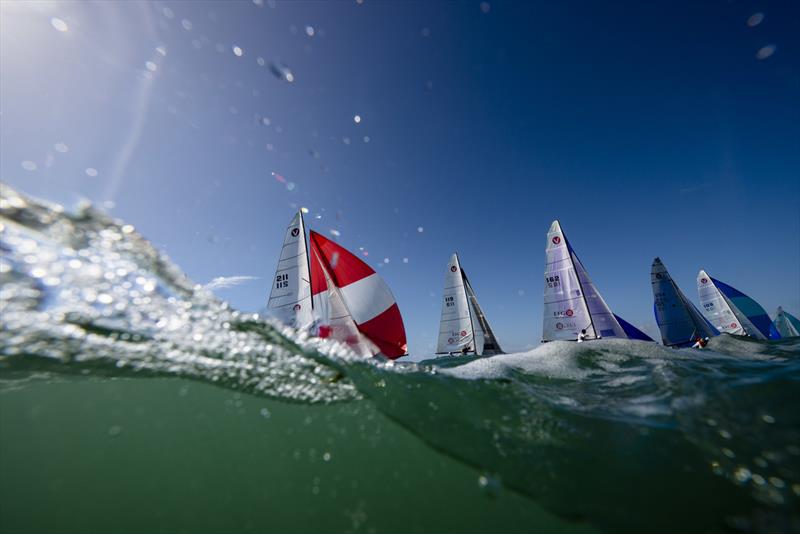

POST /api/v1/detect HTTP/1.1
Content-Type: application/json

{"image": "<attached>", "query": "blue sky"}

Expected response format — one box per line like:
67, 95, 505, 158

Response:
2, 1, 798, 356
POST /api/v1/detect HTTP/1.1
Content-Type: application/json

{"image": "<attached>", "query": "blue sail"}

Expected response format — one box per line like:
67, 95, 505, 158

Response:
711, 277, 781, 340
651, 258, 718, 347
613, 314, 654, 342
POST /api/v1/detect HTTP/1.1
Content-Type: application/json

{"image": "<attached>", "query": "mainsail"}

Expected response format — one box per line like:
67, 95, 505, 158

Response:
436, 253, 502, 356
309, 231, 407, 359
651, 257, 718, 347
266, 211, 314, 330
697, 270, 780, 340
542, 220, 652, 342
773, 307, 800, 338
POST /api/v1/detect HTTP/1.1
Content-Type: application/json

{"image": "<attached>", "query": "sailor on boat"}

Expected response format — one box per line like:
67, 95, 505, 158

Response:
692, 336, 709, 349
577, 330, 588, 343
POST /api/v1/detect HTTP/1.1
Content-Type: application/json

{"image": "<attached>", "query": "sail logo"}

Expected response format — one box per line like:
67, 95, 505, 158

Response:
291, 228, 300, 237
450, 265, 457, 272
556, 322, 564, 330
701, 278, 708, 284
565, 309, 574, 317
293, 304, 302, 311
655, 273, 663, 279
552, 236, 561, 245
731, 322, 737, 328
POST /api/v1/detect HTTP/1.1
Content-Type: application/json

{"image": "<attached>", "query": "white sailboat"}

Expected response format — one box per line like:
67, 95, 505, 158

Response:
436, 253, 503, 356
542, 220, 652, 342
266, 211, 314, 330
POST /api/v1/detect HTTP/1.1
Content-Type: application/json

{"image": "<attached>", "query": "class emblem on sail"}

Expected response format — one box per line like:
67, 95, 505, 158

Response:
773, 307, 800, 338
309, 231, 407, 359
696, 270, 781, 340
542, 220, 653, 342
266, 211, 314, 330
436, 253, 503, 356
651, 257, 718, 347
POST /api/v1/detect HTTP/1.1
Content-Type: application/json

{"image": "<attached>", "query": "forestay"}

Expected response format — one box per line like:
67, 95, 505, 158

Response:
266, 212, 314, 330
651, 257, 718, 347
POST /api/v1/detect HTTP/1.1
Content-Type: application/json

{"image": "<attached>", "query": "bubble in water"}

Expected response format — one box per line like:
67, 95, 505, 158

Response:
232, 45, 243, 57
50, 18, 68, 32
108, 425, 122, 437
480, 2, 491, 14
21, 161, 37, 171
756, 45, 776, 60
54, 142, 69, 153
323, 452, 331, 462
762, 414, 775, 423
747, 13, 764, 27
85, 168, 99, 177
260, 407, 271, 418
181, 19, 193, 31
145, 61, 157, 72
353, 114, 362, 124
305, 26, 315, 37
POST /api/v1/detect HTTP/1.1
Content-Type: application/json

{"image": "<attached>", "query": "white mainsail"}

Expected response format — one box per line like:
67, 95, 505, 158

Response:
266, 211, 314, 329
437, 253, 475, 354
696, 270, 747, 336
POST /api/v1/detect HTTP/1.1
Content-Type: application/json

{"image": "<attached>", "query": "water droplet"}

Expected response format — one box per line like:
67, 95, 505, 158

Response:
363, 136, 370, 143
260, 407, 271, 418
257, 56, 265, 66
85, 167, 99, 177
342, 137, 351, 145
517, 289, 525, 296
762, 414, 775, 424
232, 45, 243, 57
403, 258, 409, 263
54, 142, 69, 153
329, 229, 341, 237
305, 25, 315, 37
162, 7, 174, 19
145, 61, 157, 72
156, 46, 167, 56
417, 226, 424, 233
181, 19, 193, 31
353, 114, 362, 124
269, 62, 295, 82
756, 45, 776, 60
480, 2, 491, 13
108, 425, 122, 436
747, 12, 764, 27
21, 161, 37, 171
253, 0, 264, 6
50, 18, 68, 32
421, 27, 431, 37
383, 258, 390, 264
323, 452, 331, 461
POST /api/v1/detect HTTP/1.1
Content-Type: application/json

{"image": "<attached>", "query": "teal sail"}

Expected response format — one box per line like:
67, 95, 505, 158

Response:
773, 307, 800, 338
697, 271, 780, 340
651, 258, 718, 347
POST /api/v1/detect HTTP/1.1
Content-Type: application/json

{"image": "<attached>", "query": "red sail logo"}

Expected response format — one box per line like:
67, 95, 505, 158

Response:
450, 265, 457, 272
552, 236, 561, 245
291, 228, 300, 237
701, 278, 708, 284
293, 304, 301, 311
565, 309, 574, 317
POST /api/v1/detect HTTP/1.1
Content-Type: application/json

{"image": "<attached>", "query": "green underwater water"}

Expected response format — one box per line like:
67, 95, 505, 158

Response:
0, 377, 592, 534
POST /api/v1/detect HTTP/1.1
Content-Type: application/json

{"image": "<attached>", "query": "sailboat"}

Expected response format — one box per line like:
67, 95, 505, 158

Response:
309, 230, 408, 359
696, 270, 781, 340
266, 211, 314, 330
436, 253, 503, 356
651, 257, 718, 347
542, 220, 653, 342
773, 307, 800, 338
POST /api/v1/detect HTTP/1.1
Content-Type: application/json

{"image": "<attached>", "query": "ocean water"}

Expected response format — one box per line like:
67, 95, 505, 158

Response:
1, 184, 799, 534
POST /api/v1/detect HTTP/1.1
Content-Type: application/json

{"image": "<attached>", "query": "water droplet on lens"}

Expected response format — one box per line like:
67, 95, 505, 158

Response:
305, 25, 315, 37
232, 45, 243, 56
54, 142, 69, 153
145, 61, 157, 72
353, 114, 361, 124
50, 18, 68, 32
747, 12, 764, 27
21, 161, 37, 171
85, 167, 99, 177
181, 19, 193, 31
480, 2, 491, 13
756, 45, 776, 60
